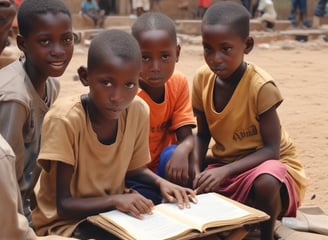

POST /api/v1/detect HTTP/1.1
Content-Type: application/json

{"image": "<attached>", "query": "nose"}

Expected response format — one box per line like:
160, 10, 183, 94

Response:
213, 51, 223, 64
50, 42, 66, 57
109, 86, 123, 103
151, 59, 161, 71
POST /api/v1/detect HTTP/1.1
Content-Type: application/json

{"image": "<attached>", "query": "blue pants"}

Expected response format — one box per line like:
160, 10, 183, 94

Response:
125, 145, 177, 205
291, 0, 307, 14
314, 0, 328, 17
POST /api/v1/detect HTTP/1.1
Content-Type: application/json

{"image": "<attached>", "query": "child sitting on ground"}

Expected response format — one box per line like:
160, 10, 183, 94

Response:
32, 29, 196, 239
126, 12, 197, 204
191, 2, 307, 239
0, 0, 74, 223
81, 0, 105, 28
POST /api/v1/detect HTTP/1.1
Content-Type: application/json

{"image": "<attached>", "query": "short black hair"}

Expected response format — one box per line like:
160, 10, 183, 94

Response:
17, 0, 71, 37
88, 29, 141, 70
132, 12, 177, 44
202, 1, 250, 40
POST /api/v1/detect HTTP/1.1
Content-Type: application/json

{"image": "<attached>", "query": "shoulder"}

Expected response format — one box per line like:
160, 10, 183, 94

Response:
0, 59, 23, 78
125, 96, 149, 127
193, 65, 214, 84
194, 64, 213, 77
0, 59, 27, 103
169, 71, 188, 81
246, 62, 276, 88
193, 64, 214, 89
127, 95, 149, 116
166, 71, 189, 88
45, 95, 85, 125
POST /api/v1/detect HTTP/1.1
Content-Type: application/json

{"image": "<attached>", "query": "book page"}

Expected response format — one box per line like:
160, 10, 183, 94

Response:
100, 209, 195, 240
155, 192, 251, 231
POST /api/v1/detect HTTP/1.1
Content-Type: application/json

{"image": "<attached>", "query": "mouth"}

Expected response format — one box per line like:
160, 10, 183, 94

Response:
107, 107, 122, 113
49, 61, 67, 68
211, 66, 225, 74
211, 65, 225, 72
147, 76, 164, 83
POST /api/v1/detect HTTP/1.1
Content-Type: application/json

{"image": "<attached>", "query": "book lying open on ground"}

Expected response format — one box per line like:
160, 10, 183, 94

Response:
87, 192, 269, 240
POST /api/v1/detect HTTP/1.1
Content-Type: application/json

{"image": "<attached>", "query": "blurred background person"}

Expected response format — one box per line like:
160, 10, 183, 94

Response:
81, 0, 105, 27
132, 0, 150, 16
312, 0, 328, 28
197, 0, 211, 18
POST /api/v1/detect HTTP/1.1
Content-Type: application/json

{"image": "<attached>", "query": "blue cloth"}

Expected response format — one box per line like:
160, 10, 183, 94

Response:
81, 0, 99, 13
125, 179, 162, 205
125, 145, 177, 205
157, 144, 177, 178
291, 0, 307, 14
314, 0, 328, 17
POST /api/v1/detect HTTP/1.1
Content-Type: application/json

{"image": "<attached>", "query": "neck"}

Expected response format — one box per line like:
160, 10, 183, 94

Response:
86, 96, 118, 145
225, 62, 247, 87
24, 59, 48, 99
140, 81, 165, 103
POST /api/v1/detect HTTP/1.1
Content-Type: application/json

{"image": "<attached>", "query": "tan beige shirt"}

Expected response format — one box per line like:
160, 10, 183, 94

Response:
192, 63, 307, 202
32, 95, 151, 236
0, 134, 36, 239
0, 135, 77, 240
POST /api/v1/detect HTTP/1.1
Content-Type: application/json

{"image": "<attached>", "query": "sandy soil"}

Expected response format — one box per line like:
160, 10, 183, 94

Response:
6, 34, 327, 213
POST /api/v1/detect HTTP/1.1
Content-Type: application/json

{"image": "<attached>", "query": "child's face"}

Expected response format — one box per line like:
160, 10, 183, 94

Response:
17, 12, 73, 78
0, 0, 16, 53
85, 56, 140, 120
137, 29, 179, 88
202, 24, 248, 80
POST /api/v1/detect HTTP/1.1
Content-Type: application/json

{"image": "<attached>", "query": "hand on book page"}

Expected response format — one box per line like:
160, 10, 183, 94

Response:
95, 192, 269, 240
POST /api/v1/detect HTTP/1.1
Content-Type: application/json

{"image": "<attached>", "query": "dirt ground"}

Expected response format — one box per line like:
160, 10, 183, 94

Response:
4, 32, 327, 213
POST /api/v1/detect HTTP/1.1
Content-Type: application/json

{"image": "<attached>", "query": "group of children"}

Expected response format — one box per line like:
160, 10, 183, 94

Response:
0, 0, 307, 240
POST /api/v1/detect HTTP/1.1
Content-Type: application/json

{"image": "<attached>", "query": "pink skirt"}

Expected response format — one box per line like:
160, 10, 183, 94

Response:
207, 160, 299, 217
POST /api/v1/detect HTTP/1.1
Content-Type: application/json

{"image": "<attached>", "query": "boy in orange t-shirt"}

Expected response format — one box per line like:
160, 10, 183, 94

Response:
127, 12, 196, 204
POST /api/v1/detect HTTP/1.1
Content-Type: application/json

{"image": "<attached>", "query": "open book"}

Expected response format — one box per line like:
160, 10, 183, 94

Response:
88, 192, 269, 240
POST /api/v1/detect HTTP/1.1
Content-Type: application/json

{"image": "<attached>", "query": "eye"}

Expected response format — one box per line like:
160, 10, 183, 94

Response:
102, 80, 112, 87
161, 54, 170, 61
203, 45, 211, 54
63, 35, 74, 45
40, 39, 50, 46
222, 46, 232, 54
142, 55, 150, 62
125, 82, 136, 89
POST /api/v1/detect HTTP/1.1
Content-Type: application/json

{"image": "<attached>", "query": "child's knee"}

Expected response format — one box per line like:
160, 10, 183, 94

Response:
253, 174, 281, 195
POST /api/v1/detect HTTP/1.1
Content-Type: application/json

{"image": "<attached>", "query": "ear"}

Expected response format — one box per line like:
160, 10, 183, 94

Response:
16, 34, 26, 52
175, 44, 181, 63
77, 66, 89, 86
244, 36, 254, 55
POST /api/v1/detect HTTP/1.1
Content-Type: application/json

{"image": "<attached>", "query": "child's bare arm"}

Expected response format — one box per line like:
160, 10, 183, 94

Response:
193, 109, 211, 172
165, 126, 194, 186
55, 162, 153, 219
